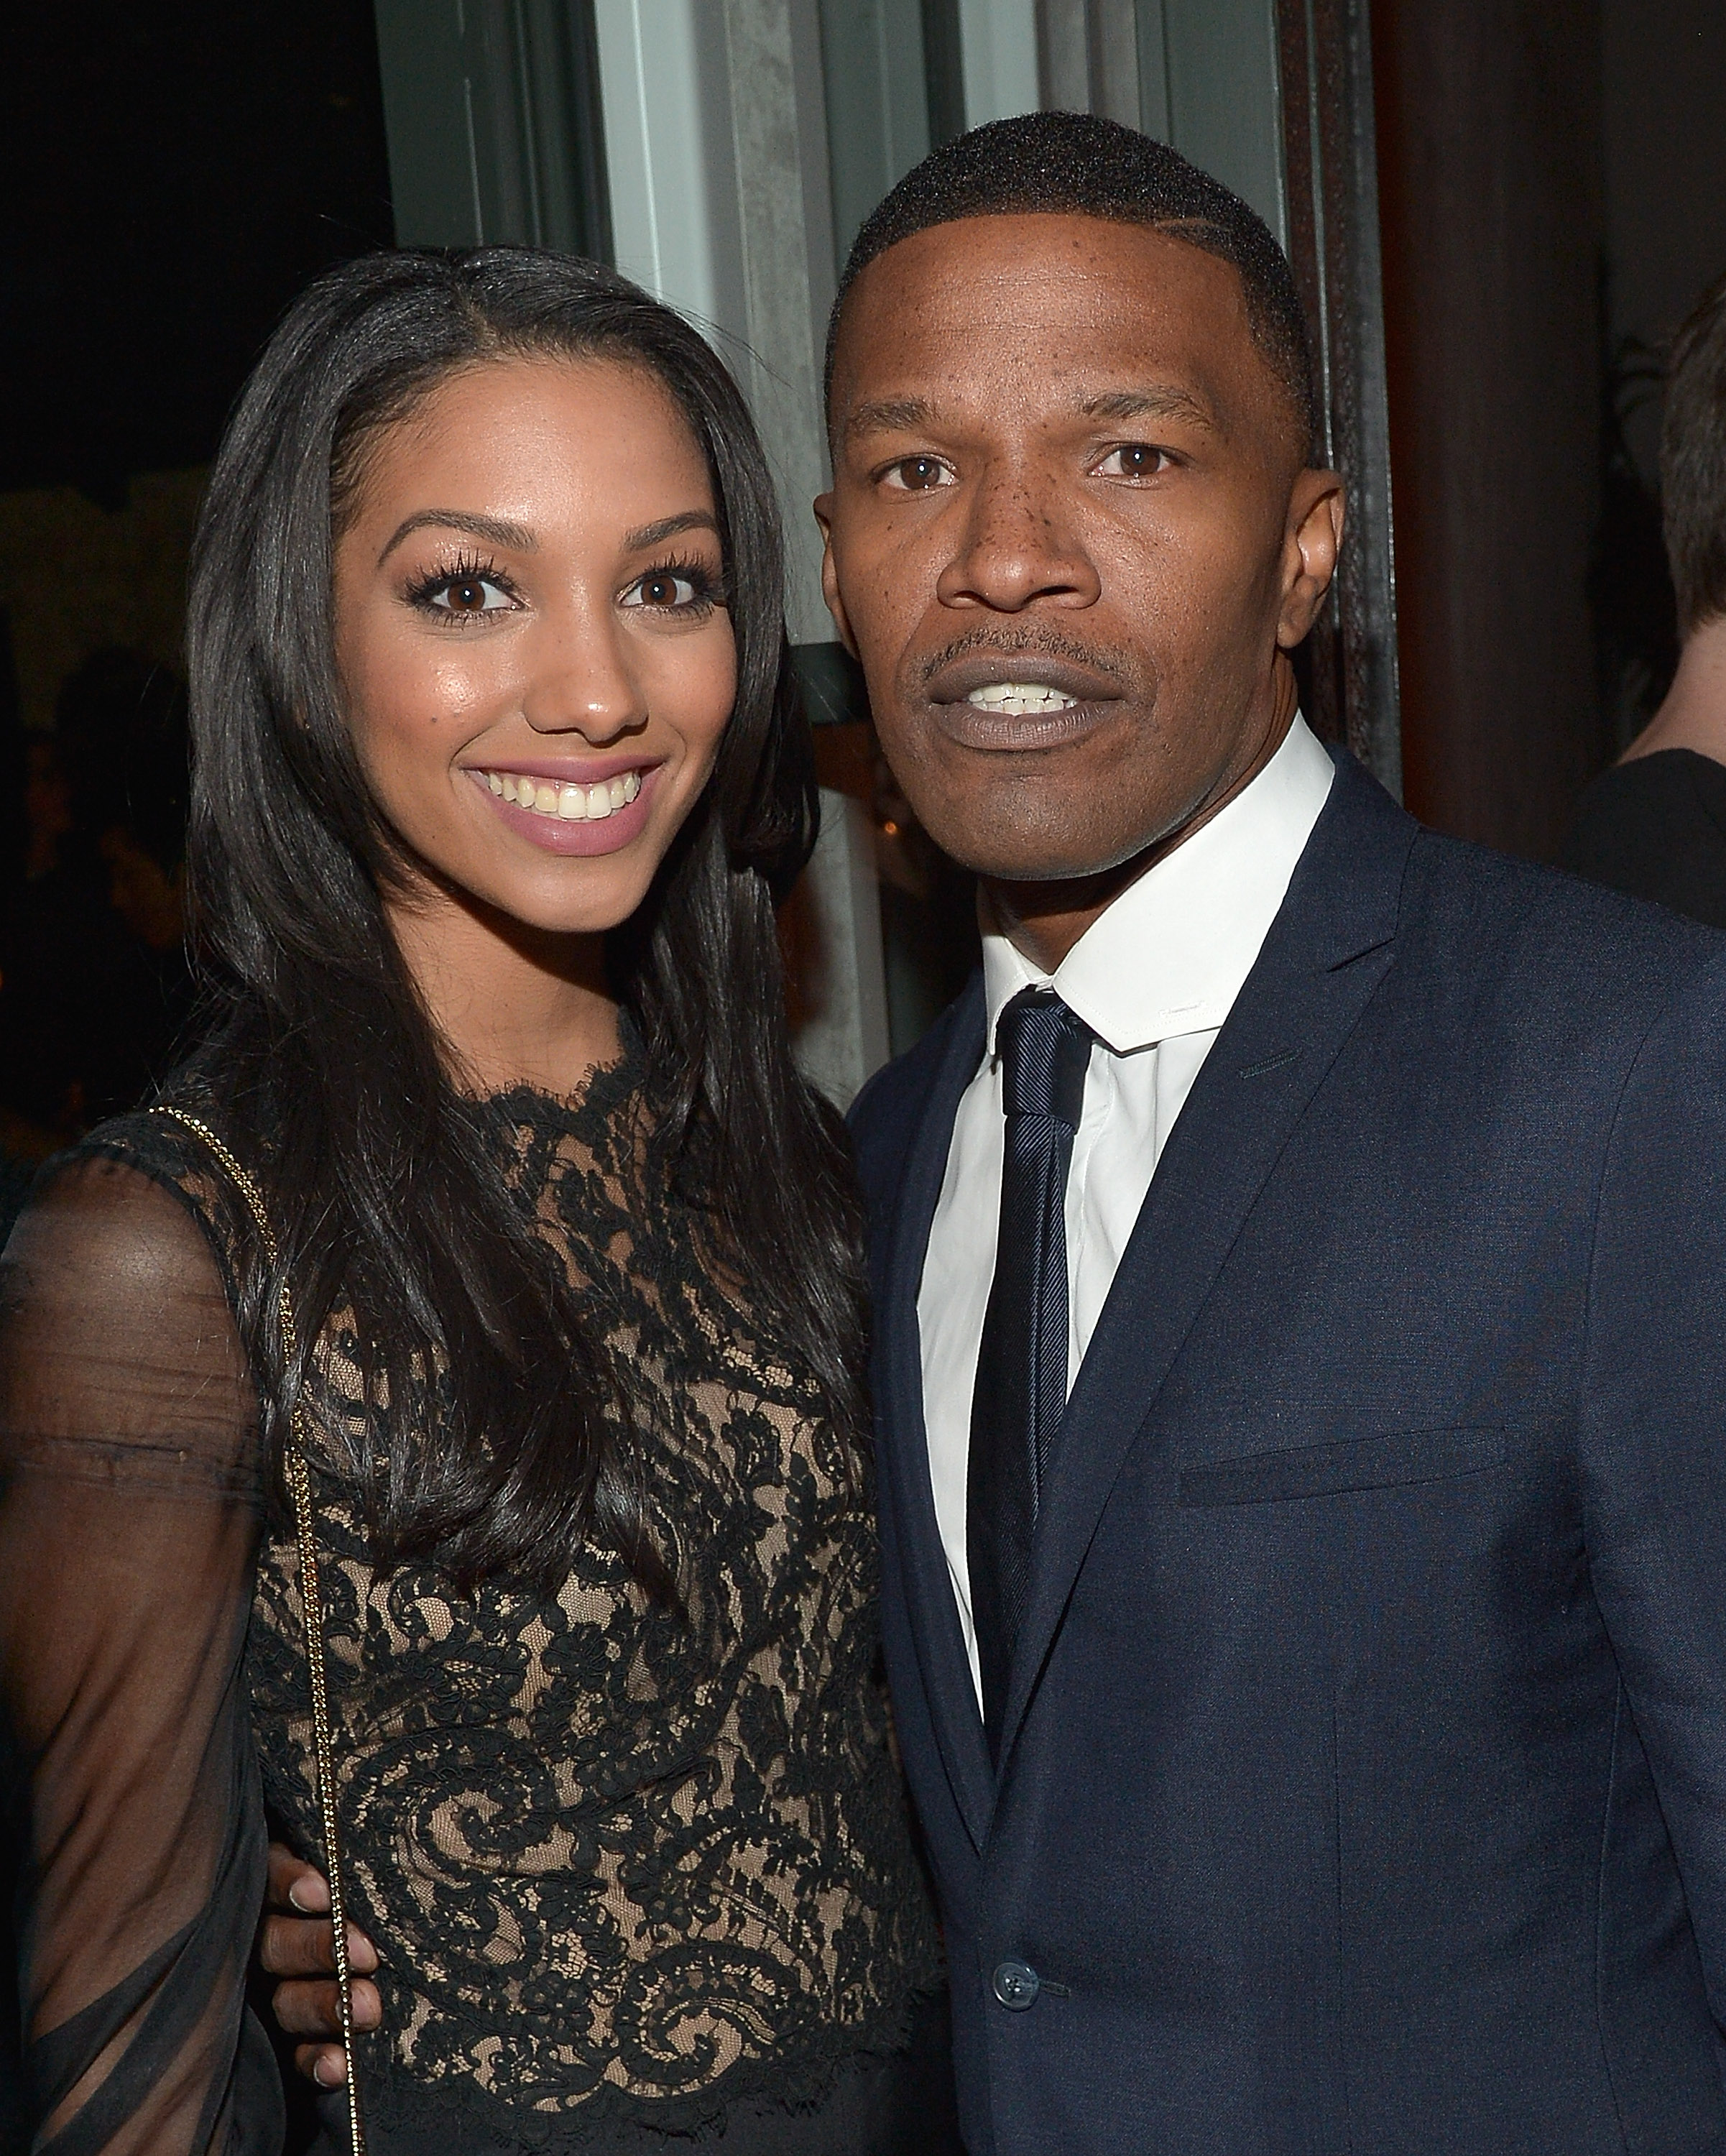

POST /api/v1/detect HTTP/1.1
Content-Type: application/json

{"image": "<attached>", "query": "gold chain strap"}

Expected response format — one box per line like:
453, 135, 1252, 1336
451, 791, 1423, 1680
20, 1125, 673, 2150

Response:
153, 1107, 368, 2154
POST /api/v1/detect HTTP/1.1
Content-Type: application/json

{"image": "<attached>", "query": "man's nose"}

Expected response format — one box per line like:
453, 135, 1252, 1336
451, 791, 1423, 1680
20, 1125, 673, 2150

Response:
935, 466, 1102, 613
520, 602, 646, 741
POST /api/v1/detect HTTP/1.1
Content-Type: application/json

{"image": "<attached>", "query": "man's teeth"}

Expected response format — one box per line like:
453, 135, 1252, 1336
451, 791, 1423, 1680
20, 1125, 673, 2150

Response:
484, 768, 643, 821
966, 682, 1080, 714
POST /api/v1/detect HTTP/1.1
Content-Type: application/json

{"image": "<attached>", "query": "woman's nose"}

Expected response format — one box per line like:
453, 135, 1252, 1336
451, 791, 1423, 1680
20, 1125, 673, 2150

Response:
520, 606, 646, 741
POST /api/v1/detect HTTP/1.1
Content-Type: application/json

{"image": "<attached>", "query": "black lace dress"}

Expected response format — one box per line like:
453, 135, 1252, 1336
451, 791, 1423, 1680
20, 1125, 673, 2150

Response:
0, 1056, 948, 2155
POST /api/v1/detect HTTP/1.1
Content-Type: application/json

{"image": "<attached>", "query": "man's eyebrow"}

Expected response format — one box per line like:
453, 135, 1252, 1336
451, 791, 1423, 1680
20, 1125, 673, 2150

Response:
622, 509, 719, 551
1078, 385, 1217, 430
839, 387, 1217, 448
378, 509, 537, 564
843, 397, 938, 445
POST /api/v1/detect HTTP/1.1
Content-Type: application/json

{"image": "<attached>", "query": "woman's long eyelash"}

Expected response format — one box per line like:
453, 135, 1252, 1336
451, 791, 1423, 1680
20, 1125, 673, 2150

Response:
402, 550, 517, 609
635, 553, 726, 607
398, 549, 724, 614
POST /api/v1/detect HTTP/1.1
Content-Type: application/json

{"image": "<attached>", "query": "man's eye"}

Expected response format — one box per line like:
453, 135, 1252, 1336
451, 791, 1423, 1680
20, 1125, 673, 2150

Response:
1095, 443, 1171, 480
882, 456, 954, 493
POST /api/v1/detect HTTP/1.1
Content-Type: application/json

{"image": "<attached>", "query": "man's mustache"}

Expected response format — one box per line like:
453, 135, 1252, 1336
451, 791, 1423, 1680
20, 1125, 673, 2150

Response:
916, 625, 1131, 690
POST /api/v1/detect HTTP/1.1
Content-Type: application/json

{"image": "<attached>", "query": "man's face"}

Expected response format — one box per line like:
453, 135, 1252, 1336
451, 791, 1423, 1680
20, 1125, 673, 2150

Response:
818, 213, 1342, 893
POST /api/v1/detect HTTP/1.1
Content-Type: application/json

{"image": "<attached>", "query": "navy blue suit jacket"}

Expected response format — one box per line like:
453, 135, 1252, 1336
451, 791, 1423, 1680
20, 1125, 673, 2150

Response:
849, 751, 1726, 2155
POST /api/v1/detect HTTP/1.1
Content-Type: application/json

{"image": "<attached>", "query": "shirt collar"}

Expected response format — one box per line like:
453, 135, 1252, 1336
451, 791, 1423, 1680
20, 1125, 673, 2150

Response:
982, 714, 1336, 1056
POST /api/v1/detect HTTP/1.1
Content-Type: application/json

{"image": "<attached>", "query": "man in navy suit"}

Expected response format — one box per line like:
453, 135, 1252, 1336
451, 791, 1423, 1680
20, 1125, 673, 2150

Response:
812, 113, 1726, 2152
267, 114, 1726, 2152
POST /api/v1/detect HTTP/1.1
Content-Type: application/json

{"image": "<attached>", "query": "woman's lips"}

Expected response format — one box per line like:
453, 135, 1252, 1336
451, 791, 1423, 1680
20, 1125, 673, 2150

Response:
466, 762, 663, 856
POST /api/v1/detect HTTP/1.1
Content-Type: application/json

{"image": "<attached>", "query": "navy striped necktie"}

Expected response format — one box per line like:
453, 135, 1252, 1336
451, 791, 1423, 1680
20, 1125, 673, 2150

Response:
967, 985, 1094, 1759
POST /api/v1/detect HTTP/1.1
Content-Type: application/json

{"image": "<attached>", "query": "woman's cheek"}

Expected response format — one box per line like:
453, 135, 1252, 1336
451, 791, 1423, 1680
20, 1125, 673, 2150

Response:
684, 625, 739, 759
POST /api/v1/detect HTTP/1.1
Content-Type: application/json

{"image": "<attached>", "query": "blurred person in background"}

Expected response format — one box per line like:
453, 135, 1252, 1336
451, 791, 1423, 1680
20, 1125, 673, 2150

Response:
92, 665, 194, 1093
0, 647, 190, 1179
1564, 270, 1726, 920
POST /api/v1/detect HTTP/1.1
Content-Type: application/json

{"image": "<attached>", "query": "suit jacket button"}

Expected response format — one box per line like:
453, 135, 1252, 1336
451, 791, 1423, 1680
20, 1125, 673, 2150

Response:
992, 1959, 1040, 2010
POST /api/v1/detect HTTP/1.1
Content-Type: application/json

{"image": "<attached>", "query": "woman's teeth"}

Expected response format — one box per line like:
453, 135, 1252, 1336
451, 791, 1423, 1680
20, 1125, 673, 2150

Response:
483, 768, 643, 821
966, 682, 1080, 714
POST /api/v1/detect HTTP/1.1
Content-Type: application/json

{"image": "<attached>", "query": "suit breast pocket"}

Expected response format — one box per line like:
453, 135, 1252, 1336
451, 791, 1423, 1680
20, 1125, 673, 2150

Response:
1178, 1427, 1509, 1506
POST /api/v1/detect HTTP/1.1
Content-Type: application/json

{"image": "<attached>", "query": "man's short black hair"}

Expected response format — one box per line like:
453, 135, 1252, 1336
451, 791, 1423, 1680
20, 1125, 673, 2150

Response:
1662, 268, 1726, 635
826, 109, 1321, 459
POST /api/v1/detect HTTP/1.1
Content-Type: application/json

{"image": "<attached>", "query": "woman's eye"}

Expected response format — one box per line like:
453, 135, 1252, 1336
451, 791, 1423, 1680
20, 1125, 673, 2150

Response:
622, 571, 704, 610
882, 456, 954, 493
1095, 443, 1171, 480
425, 573, 515, 616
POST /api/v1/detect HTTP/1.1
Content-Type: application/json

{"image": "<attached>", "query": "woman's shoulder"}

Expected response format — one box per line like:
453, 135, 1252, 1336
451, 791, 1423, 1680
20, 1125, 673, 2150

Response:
6, 1097, 251, 1325
1, 1108, 262, 1500
86, 1090, 247, 1229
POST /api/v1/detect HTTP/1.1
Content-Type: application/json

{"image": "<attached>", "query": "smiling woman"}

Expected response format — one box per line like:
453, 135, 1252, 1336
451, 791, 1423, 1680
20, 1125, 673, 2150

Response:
328, 354, 741, 1078
0, 250, 951, 2155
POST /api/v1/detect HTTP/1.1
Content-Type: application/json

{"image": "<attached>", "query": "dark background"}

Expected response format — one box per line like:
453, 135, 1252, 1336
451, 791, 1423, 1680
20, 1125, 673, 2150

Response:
1375, 0, 1726, 855
1, 5, 394, 505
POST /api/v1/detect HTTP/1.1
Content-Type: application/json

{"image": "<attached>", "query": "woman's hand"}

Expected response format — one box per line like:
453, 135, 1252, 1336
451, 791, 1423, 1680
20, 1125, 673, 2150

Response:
259, 1841, 383, 2086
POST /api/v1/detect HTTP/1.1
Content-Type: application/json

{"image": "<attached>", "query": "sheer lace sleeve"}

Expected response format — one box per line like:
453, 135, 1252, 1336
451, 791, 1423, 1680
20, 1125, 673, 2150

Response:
0, 1152, 283, 2155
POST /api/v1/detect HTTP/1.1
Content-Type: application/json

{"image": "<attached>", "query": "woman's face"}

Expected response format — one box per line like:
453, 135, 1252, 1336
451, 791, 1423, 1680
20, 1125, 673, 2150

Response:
331, 354, 736, 938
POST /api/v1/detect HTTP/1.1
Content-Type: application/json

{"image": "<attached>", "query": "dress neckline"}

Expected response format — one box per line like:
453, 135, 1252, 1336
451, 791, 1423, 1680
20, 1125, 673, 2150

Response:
479, 1028, 645, 1135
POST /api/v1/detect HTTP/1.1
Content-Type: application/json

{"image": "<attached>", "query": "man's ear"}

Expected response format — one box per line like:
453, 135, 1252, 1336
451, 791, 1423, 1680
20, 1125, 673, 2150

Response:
1276, 468, 1346, 650
813, 491, 860, 661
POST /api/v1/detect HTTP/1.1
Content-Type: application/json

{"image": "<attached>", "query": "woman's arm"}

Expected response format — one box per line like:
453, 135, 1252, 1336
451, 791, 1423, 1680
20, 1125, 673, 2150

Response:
0, 1155, 282, 2155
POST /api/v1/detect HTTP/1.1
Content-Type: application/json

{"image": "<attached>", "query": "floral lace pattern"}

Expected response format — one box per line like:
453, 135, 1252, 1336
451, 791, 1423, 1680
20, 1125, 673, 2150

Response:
229, 1059, 942, 2132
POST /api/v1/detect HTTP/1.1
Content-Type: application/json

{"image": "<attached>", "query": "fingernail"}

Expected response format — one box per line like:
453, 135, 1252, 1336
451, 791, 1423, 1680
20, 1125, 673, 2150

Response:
314, 2054, 346, 2087
287, 1882, 314, 1912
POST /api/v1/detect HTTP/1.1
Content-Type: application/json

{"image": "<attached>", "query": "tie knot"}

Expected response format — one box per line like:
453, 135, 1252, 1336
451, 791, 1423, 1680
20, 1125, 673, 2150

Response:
995, 987, 1092, 1130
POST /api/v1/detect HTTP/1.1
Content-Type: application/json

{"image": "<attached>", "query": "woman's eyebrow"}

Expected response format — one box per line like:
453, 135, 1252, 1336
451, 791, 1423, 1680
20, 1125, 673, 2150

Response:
378, 508, 537, 564
622, 510, 719, 550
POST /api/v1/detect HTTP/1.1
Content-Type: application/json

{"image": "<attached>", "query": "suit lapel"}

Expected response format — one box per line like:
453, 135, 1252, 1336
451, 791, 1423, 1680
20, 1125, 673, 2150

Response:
873, 976, 997, 1849
994, 757, 1420, 1769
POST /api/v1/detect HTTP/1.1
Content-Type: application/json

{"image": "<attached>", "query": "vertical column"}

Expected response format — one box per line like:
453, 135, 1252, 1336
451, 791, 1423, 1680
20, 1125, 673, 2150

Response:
946, 0, 1288, 252
592, 0, 889, 1101
1085, 1, 1144, 125
717, 1, 890, 1102
1037, 0, 1093, 111
1037, 0, 1140, 125
374, 0, 611, 256
1160, 0, 1288, 245
1135, 0, 1171, 137
783, 793, 893, 1109
719, 0, 836, 647
590, 2, 747, 345
593, 0, 831, 640
819, 0, 936, 262
1277, 0, 1399, 793
956, 0, 1040, 125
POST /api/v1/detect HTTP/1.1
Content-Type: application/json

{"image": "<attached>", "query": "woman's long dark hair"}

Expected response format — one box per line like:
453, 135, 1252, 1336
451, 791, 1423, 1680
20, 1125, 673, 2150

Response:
181, 247, 866, 1597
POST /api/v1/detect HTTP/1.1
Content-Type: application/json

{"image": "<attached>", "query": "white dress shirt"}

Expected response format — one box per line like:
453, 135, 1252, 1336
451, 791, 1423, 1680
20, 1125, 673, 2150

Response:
917, 715, 1337, 1697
